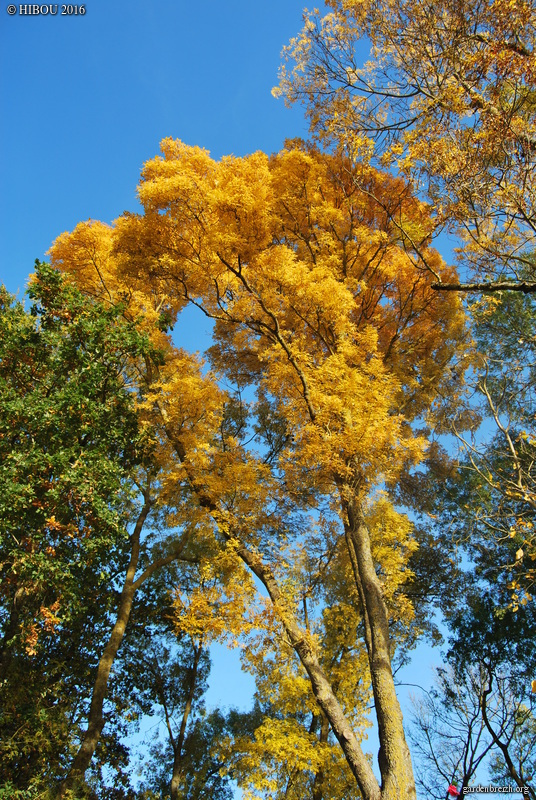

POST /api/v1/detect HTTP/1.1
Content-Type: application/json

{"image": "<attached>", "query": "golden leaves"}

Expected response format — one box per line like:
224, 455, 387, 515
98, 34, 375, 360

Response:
48, 220, 116, 302
48, 218, 173, 347
133, 141, 462, 495
171, 543, 259, 646
49, 139, 465, 541
366, 493, 417, 612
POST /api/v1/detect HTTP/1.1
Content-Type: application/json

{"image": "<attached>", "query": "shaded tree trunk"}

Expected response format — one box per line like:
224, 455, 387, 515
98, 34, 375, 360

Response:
169, 643, 202, 800
312, 713, 330, 800
58, 494, 152, 798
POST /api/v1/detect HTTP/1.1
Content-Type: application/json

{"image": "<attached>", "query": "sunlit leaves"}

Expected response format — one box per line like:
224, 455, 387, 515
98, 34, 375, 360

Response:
277, 0, 536, 288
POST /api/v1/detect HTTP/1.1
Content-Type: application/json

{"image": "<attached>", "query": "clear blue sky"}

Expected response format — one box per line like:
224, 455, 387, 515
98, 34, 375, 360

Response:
0, 0, 309, 295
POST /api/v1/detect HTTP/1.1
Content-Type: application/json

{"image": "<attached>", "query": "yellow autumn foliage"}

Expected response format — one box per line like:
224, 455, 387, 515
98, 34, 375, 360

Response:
46, 139, 467, 800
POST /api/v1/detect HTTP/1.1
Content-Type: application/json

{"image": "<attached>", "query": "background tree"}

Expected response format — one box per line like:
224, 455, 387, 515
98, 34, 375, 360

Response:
449, 288, 536, 598
489, 709, 536, 798
129, 541, 259, 800
276, 0, 536, 293
134, 639, 233, 800
0, 264, 153, 795
409, 665, 495, 799
0, 263, 243, 798
405, 278, 536, 798
409, 592, 536, 799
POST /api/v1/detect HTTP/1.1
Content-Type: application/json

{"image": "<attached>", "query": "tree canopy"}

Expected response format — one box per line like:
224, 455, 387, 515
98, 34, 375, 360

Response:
44, 140, 467, 800
276, 0, 536, 293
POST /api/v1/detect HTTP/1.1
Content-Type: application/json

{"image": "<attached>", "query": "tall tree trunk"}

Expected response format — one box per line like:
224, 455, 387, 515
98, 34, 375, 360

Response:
232, 535, 381, 800
58, 496, 152, 798
345, 494, 416, 800
164, 420, 413, 800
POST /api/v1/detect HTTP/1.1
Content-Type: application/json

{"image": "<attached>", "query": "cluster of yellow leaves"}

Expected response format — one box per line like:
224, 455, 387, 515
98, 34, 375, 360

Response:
49, 219, 172, 349
229, 617, 371, 800
229, 718, 335, 800
367, 494, 417, 612
172, 543, 259, 646
508, 517, 536, 608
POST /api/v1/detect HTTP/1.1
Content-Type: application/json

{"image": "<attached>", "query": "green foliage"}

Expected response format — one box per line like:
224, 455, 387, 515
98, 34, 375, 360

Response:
0, 263, 153, 792
0, 785, 35, 800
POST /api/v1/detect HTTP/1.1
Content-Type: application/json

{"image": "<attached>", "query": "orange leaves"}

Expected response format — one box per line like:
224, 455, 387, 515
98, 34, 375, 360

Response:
22, 623, 39, 657
210, 152, 274, 261
39, 600, 61, 634
138, 138, 215, 214
20, 601, 62, 656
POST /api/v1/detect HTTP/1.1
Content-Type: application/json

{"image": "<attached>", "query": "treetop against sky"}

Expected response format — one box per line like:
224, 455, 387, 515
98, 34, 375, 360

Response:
0, 0, 331, 295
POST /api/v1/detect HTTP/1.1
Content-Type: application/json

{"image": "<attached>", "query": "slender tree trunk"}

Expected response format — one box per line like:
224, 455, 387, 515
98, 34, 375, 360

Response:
345, 494, 416, 800
58, 496, 152, 798
170, 642, 202, 800
312, 713, 330, 800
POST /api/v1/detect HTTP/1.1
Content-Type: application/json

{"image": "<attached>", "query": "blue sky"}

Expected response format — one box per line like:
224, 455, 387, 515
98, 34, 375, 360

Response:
0, 0, 312, 769
0, 0, 311, 296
